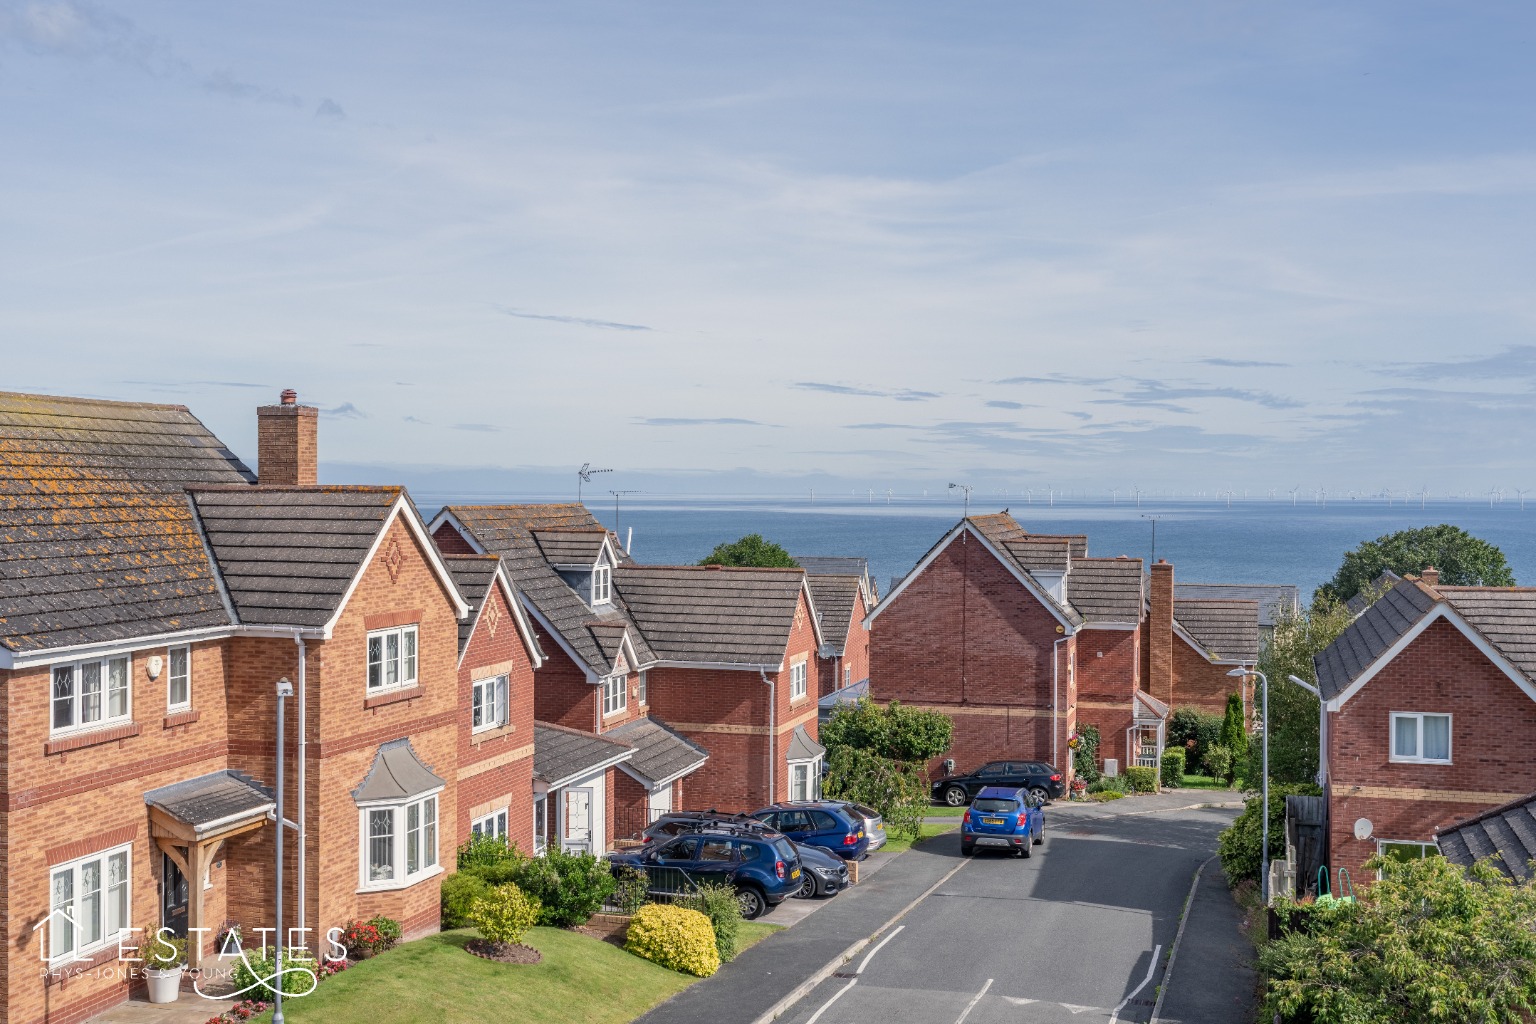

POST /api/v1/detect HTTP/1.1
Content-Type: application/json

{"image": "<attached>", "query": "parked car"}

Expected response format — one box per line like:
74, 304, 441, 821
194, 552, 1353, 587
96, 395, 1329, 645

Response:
841, 801, 887, 853
751, 801, 869, 860
960, 787, 1045, 857
931, 760, 1066, 807
792, 841, 850, 898
608, 826, 802, 919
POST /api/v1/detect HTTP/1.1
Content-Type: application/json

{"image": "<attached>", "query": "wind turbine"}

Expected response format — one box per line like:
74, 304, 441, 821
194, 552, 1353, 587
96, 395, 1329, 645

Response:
577, 463, 612, 501
1518, 488, 1529, 512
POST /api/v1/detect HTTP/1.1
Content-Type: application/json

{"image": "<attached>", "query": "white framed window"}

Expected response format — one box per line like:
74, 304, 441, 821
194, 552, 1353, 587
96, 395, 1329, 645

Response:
366, 625, 418, 692
789, 759, 822, 801
48, 845, 131, 963
602, 673, 627, 717
843, 666, 851, 688
638, 671, 648, 705
471, 808, 509, 841
790, 660, 808, 701
592, 564, 612, 606
359, 793, 439, 890
51, 656, 132, 735
167, 645, 191, 712
533, 794, 548, 855
1376, 839, 1439, 879
1390, 712, 1452, 764
471, 675, 509, 732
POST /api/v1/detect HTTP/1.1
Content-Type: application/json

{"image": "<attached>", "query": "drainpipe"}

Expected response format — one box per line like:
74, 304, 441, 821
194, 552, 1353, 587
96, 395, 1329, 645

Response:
1052, 636, 1067, 770
293, 632, 307, 938
759, 669, 776, 802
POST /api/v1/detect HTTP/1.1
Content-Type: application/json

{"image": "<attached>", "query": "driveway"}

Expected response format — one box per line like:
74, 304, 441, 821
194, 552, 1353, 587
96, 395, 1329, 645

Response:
773, 805, 1239, 1024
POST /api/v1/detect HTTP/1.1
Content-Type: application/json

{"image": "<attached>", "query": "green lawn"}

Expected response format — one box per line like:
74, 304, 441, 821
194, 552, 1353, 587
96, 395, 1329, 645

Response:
925, 804, 967, 818
881, 821, 958, 855
1177, 773, 1236, 791
257, 922, 781, 1024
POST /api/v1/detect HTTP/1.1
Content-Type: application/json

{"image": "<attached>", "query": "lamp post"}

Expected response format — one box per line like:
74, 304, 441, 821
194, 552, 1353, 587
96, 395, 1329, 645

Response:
1228, 666, 1269, 902
274, 677, 293, 1024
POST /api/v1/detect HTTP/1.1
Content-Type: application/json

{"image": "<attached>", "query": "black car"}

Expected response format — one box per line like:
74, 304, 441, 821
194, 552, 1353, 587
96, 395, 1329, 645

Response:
931, 760, 1066, 807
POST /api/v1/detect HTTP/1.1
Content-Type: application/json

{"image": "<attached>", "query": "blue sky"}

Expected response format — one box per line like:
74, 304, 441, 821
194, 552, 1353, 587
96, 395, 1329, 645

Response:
3, 2, 1534, 497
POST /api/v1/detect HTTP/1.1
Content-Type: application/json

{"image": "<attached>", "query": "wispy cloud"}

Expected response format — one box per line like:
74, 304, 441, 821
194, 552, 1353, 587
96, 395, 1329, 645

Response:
985, 399, 1029, 410
636, 417, 777, 427
791, 381, 941, 401
314, 98, 346, 119
994, 373, 1115, 387
1390, 345, 1536, 381
1091, 380, 1302, 411
452, 422, 500, 432
495, 305, 650, 331
121, 379, 268, 389
844, 422, 919, 431
322, 402, 366, 419
1200, 357, 1289, 368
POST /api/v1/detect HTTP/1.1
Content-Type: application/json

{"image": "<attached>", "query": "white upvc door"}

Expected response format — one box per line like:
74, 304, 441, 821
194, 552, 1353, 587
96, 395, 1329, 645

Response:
647, 784, 673, 821
563, 788, 594, 854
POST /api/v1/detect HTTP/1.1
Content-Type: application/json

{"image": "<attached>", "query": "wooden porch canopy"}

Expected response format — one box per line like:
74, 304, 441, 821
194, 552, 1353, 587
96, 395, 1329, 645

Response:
144, 770, 275, 967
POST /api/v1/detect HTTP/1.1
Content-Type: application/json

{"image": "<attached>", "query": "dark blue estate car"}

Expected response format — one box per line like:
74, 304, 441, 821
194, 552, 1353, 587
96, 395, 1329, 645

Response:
961, 787, 1045, 857
608, 828, 802, 919
751, 801, 869, 860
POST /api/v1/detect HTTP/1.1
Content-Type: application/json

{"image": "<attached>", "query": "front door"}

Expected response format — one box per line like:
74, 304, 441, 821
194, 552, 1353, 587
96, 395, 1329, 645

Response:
161, 853, 189, 938
563, 789, 593, 853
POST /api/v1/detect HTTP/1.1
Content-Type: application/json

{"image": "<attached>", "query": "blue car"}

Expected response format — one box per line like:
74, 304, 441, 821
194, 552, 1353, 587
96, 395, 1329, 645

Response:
608, 826, 802, 919
751, 801, 869, 860
961, 786, 1045, 857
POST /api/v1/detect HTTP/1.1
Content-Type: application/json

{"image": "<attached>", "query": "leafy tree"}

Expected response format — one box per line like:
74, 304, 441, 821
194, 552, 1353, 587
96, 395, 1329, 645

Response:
822, 745, 928, 840
1316, 524, 1514, 606
1071, 724, 1101, 784
1242, 599, 1355, 786
819, 697, 953, 763
1260, 855, 1536, 1023
1167, 708, 1223, 774
698, 534, 798, 568
1217, 782, 1321, 884
1218, 693, 1246, 784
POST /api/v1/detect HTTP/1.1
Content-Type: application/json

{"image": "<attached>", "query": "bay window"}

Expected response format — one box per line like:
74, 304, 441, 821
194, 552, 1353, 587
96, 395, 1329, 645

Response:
360, 793, 439, 890
48, 845, 130, 962
367, 625, 418, 692
51, 656, 131, 734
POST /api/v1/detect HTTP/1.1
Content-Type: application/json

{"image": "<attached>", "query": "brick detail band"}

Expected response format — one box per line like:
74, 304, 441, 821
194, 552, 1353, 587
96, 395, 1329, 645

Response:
670, 706, 819, 736
459, 743, 535, 780
885, 702, 1063, 719
163, 709, 202, 729
1341, 785, 1531, 805
470, 659, 518, 681
364, 609, 423, 631
44, 721, 143, 756
363, 685, 424, 710
311, 709, 459, 759
47, 823, 141, 865
12, 740, 225, 810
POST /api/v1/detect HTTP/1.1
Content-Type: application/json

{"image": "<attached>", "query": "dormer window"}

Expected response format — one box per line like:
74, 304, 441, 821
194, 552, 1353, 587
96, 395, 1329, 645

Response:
592, 564, 612, 606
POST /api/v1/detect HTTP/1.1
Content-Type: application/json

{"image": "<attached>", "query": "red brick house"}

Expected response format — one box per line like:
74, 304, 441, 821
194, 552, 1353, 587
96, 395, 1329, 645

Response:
865, 512, 1260, 781
429, 506, 709, 847
794, 556, 875, 700
1315, 571, 1536, 884
0, 390, 474, 1024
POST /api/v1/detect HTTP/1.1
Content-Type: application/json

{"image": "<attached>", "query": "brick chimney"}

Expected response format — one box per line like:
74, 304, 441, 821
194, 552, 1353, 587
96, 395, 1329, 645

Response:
1421, 565, 1440, 587
1148, 559, 1175, 707
256, 389, 318, 486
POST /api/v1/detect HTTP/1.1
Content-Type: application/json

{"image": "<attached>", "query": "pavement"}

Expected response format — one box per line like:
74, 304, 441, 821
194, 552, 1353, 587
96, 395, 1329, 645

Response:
639, 797, 1248, 1024
1153, 860, 1258, 1024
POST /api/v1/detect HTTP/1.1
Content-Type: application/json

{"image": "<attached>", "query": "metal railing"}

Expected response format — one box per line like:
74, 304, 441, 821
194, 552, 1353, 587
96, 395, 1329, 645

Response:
604, 864, 700, 913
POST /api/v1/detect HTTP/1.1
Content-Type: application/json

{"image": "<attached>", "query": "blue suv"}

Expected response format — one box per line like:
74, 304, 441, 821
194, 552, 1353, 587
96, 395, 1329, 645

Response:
961, 787, 1045, 857
751, 801, 869, 860
608, 827, 802, 919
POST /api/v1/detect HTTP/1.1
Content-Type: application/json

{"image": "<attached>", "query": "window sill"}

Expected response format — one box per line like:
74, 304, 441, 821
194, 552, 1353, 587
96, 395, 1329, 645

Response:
45, 943, 125, 978
789, 693, 811, 707
471, 723, 516, 745
45, 722, 141, 756
364, 686, 423, 710
163, 709, 201, 729
356, 864, 443, 894
1388, 757, 1452, 766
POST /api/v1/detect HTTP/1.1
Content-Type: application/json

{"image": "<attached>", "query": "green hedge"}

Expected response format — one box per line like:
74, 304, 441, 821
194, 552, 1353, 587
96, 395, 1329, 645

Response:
1160, 748, 1186, 789
1124, 765, 1158, 793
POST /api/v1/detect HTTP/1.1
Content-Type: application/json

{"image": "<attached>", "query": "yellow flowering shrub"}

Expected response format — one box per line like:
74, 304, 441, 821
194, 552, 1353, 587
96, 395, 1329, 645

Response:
624, 904, 720, 977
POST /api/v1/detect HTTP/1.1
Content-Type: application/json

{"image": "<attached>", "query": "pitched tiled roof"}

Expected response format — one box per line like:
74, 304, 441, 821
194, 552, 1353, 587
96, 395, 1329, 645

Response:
189, 486, 400, 628
1315, 579, 1439, 700
963, 514, 1084, 627
1004, 537, 1072, 572
439, 504, 653, 676
0, 391, 254, 652
805, 574, 862, 655
532, 528, 607, 566
1437, 791, 1536, 884
144, 770, 274, 833
1070, 558, 1144, 624
605, 716, 708, 785
1436, 588, 1536, 683
442, 554, 501, 656
615, 565, 809, 667
533, 722, 632, 787
1344, 570, 1403, 616
1175, 599, 1261, 662
1175, 583, 1300, 628
793, 556, 868, 578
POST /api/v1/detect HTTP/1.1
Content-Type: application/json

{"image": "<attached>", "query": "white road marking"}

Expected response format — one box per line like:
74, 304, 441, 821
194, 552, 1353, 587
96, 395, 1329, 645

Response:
857, 925, 904, 974
955, 978, 993, 1024
1108, 944, 1162, 1024
805, 977, 857, 1024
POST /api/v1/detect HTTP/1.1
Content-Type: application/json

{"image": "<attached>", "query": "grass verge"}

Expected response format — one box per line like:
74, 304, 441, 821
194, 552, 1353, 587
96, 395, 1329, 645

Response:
881, 821, 958, 855
1176, 773, 1236, 792
925, 804, 967, 818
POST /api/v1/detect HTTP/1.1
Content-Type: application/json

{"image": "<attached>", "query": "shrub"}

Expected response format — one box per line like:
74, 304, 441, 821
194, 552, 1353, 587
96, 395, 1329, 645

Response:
1090, 789, 1126, 802
1219, 693, 1246, 783
677, 882, 743, 963
1217, 782, 1322, 884
1168, 708, 1223, 770
458, 832, 521, 871
1088, 774, 1127, 794
469, 883, 541, 947
820, 696, 954, 763
231, 950, 319, 1000
512, 849, 616, 927
338, 919, 383, 958
625, 904, 720, 977
609, 864, 650, 915
146, 934, 187, 969
823, 744, 928, 840
1071, 725, 1101, 785
441, 871, 493, 929
367, 915, 402, 951
1202, 744, 1234, 782
1124, 765, 1157, 793
1159, 748, 1185, 789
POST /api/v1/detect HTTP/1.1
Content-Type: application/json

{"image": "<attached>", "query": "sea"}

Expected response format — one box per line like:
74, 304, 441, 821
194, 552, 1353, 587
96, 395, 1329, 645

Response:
435, 495, 1536, 603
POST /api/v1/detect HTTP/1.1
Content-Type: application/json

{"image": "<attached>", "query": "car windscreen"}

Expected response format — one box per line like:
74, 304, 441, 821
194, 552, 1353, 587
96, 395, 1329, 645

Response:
972, 798, 1019, 813
848, 803, 880, 819
773, 838, 798, 863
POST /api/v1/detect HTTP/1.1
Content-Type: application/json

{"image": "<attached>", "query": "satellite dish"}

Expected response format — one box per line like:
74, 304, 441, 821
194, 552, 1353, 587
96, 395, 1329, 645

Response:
1354, 818, 1374, 842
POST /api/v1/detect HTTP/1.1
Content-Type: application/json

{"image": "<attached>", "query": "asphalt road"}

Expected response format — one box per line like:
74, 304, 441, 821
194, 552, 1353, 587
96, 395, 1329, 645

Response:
775, 805, 1238, 1024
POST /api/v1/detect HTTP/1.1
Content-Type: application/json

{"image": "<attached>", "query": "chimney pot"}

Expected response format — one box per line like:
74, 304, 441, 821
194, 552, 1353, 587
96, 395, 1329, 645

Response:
1422, 566, 1441, 587
280, 388, 298, 406
257, 393, 319, 486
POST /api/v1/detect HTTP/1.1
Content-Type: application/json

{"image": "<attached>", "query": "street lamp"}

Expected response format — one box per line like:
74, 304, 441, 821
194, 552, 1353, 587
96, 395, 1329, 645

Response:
1228, 666, 1269, 903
